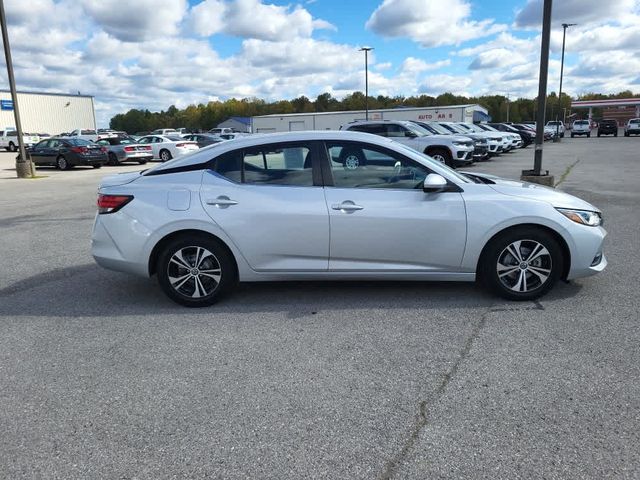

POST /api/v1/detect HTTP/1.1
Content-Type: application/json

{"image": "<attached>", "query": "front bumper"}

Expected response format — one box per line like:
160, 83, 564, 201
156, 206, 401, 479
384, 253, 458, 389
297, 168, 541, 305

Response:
567, 225, 607, 280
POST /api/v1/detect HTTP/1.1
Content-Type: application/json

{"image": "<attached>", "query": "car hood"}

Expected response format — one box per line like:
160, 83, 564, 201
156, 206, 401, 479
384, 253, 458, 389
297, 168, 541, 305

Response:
99, 171, 143, 188
429, 134, 472, 143
464, 172, 599, 211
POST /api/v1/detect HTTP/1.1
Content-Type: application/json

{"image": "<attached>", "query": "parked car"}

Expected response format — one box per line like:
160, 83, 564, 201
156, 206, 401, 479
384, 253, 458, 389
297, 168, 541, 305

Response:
66, 129, 100, 142
136, 134, 199, 161
96, 136, 153, 165
183, 133, 225, 148
489, 123, 533, 147
0, 129, 40, 151
29, 137, 107, 169
475, 123, 523, 149
92, 130, 607, 307
571, 120, 591, 137
151, 128, 180, 136
208, 127, 236, 135
597, 119, 618, 137
624, 118, 640, 136
97, 129, 119, 139
412, 121, 489, 161
546, 121, 565, 137
341, 120, 474, 167
443, 122, 505, 155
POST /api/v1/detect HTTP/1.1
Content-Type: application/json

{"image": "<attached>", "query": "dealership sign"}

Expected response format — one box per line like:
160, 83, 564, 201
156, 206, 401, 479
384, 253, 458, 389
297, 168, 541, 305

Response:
0, 100, 14, 111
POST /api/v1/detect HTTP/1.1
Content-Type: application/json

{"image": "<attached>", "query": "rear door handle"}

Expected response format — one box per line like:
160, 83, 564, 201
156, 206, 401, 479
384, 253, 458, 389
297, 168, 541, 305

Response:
332, 201, 364, 212
206, 196, 238, 208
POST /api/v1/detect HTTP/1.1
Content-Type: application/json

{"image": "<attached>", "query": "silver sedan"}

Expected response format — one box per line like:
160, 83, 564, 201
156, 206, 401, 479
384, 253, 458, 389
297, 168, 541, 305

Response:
91, 131, 606, 307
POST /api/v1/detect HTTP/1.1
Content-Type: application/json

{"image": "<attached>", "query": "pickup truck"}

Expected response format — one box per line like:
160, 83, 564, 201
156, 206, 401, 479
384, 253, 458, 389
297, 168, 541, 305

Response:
0, 129, 40, 151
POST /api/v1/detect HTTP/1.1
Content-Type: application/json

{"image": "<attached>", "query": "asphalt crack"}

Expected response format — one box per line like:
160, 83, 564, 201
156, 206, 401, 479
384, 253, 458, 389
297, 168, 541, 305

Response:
377, 306, 492, 480
554, 159, 580, 188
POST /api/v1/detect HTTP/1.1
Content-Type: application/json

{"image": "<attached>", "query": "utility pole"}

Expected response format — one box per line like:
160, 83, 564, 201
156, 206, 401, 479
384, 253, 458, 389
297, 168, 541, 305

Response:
556, 22, 576, 141
359, 47, 373, 121
506, 93, 511, 123
0, 0, 34, 178
521, 0, 554, 186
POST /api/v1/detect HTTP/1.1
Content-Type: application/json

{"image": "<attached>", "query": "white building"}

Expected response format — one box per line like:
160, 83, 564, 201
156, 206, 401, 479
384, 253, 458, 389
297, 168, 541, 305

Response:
0, 90, 96, 135
252, 104, 489, 133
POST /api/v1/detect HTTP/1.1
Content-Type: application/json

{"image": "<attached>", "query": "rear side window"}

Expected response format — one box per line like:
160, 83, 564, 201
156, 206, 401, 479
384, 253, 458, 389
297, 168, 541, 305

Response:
214, 143, 314, 186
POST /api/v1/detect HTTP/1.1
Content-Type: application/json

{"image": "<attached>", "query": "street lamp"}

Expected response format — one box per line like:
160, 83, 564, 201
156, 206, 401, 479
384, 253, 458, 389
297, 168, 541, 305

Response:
556, 22, 577, 140
359, 47, 373, 120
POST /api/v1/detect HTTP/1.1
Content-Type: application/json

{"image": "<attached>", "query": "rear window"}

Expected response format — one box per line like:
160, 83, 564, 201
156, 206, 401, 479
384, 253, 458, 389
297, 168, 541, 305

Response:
81, 130, 96, 135
67, 138, 93, 146
575, 121, 589, 125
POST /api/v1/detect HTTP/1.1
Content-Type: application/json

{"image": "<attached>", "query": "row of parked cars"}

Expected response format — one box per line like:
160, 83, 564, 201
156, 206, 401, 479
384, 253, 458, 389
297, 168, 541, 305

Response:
340, 120, 536, 168
570, 118, 640, 138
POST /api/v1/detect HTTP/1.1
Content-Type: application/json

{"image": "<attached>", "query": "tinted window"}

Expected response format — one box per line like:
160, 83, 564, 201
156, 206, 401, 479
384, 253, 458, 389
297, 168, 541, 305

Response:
327, 142, 431, 189
243, 144, 313, 186
575, 121, 589, 125
67, 138, 92, 146
81, 130, 96, 135
348, 124, 385, 135
7, 131, 17, 137
214, 150, 243, 183
96, 140, 110, 145
34, 140, 48, 149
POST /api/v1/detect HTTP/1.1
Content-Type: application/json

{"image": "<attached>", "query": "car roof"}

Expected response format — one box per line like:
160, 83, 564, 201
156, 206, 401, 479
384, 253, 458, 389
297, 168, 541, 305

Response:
146, 130, 402, 173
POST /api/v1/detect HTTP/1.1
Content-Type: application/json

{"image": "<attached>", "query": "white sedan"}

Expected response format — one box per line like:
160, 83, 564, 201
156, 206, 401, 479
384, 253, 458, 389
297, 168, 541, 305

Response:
136, 134, 199, 162
92, 130, 606, 307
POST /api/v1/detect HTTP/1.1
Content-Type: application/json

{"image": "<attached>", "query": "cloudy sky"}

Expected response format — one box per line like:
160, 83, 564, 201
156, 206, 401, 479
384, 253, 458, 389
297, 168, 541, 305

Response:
2, 0, 639, 126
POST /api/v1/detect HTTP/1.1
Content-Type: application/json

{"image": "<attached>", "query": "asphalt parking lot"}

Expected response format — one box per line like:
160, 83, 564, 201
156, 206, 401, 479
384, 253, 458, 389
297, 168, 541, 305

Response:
1, 136, 638, 479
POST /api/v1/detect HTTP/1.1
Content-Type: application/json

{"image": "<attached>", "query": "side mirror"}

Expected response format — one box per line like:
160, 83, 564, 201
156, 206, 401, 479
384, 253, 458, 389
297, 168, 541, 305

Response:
423, 173, 448, 193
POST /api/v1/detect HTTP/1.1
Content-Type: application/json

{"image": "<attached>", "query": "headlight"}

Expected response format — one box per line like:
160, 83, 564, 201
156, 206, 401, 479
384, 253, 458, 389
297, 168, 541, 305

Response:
452, 141, 471, 147
557, 208, 602, 226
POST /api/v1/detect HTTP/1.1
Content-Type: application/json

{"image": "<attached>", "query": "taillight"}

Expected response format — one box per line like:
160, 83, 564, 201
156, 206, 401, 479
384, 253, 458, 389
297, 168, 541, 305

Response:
71, 146, 89, 154
100, 147, 107, 152
123, 146, 134, 152
97, 194, 133, 214
176, 143, 187, 147
142, 146, 152, 150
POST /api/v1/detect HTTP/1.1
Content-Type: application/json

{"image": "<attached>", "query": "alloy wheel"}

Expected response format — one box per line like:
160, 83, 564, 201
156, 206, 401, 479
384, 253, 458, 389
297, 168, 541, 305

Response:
167, 246, 222, 298
496, 239, 552, 293
344, 154, 360, 170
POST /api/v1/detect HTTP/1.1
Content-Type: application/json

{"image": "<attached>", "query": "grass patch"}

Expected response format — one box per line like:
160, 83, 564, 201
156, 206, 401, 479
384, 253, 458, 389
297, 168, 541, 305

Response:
554, 159, 580, 187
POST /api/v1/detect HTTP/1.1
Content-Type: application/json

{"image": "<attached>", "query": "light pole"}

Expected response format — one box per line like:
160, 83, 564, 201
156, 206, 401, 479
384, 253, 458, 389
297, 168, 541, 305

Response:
359, 47, 373, 120
556, 22, 576, 140
0, 0, 34, 178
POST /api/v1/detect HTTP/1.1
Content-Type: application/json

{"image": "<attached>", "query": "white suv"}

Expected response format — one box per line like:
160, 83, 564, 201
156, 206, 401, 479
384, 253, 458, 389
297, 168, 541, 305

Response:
546, 121, 565, 137
624, 118, 640, 137
342, 120, 474, 167
571, 120, 591, 137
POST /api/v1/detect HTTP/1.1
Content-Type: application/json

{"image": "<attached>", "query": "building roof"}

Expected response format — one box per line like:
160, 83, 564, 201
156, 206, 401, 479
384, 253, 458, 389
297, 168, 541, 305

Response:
253, 104, 487, 118
227, 116, 252, 125
572, 98, 640, 108
0, 89, 94, 99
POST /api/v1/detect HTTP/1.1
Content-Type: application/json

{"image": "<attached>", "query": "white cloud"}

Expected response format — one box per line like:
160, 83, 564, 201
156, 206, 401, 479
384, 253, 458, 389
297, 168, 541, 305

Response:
469, 49, 526, 70
366, 0, 506, 47
515, 0, 638, 28
189, 0, 335, 40
80, 0, 188, 42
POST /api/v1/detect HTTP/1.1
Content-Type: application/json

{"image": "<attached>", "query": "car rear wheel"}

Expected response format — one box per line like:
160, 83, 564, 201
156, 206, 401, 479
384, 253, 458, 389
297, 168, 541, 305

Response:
587, 133, 591, 138
107, 152, 119, 166
159, 149, 172, 162
92, 164, 102, 169
157, 235, 237, 307
138, 159, 148, 165
56, 155, 70, 170
480, 227, 563, 301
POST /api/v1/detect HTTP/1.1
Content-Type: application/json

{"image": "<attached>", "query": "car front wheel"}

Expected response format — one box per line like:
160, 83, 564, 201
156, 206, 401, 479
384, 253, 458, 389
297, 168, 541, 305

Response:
159, 149, 172, 162
480, 227, 563, 301
157, 235, 237, 307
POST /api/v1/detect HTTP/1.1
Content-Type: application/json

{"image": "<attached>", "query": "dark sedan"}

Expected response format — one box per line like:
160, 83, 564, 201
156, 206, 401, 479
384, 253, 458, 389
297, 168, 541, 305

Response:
183, 133, 224, 148
489, 123, 534, 146
29, 138, 107, 170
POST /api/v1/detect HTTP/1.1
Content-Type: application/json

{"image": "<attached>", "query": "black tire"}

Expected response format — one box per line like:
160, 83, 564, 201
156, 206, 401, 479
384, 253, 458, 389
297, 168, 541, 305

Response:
614, 133, 618, 137
92, 164, 102, 169
8, 141, 17, 152
107, 152, 119, 166
156, 234, 237, 307
560, 132, 564, 138
427, 148, 453, 167
571, 133, 574, 138
56, 155, 70, 170
480, 227, 563, 301
339, 148, 365, 170
587, 133, 591, 138
625, 132, 629, 137
597, 132, 601, 137
159, 149, 172, 162
138, 159, 148, 165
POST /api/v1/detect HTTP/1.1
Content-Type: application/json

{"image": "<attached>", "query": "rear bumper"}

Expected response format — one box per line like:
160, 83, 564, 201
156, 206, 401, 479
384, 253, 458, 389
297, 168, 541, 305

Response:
72, 154, 107, 166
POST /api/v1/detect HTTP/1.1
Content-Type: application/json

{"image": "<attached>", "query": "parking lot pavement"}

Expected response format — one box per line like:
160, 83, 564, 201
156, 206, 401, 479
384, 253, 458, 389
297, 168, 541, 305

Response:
0, 137, 639, 479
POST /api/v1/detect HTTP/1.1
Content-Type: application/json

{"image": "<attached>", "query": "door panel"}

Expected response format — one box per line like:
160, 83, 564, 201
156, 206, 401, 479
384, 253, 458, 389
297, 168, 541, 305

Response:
200, 144, 329, 271
323, 141, 467, 271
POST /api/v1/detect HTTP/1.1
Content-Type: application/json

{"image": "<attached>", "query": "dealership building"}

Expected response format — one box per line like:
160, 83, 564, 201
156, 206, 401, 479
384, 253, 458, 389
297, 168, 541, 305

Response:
251, 104, 490, 133
0, 90, 96, 135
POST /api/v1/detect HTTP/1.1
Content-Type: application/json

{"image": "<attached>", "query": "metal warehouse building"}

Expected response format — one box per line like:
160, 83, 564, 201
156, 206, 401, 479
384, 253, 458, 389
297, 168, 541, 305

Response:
252, 104, 489, 133
0, 90, 96, 135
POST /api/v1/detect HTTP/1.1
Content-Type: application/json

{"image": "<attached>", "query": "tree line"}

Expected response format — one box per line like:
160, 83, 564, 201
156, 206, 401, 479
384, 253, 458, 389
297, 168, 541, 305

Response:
109, 90, 639, 133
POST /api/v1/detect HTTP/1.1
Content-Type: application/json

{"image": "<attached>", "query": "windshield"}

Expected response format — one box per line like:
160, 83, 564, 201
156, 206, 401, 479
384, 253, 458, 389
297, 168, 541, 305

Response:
547, 121, 561, 126
575, 120, 589, 125
478, 124, 499, 132
439, 123, 467, 134
420, 122, 451, 135
404, 123, 432, 136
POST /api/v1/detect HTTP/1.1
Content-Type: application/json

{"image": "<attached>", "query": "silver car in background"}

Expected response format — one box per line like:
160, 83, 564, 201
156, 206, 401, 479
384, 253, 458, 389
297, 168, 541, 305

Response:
96, 136, 153, 165
92, 131, 606, 307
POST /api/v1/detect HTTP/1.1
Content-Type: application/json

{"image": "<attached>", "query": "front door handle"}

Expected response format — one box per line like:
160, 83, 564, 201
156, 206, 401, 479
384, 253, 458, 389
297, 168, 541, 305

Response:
332, 201, 364, 212
206, 196, 238, 208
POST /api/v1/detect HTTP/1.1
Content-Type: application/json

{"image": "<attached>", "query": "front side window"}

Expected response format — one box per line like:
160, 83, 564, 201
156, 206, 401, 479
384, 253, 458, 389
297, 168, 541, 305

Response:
214, 142, 314, 186
326, 142, 431, 190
